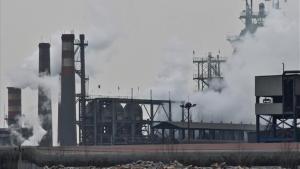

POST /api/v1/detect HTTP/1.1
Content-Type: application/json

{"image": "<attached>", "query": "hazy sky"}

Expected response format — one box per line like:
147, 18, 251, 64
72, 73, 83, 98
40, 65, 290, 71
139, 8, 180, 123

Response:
1, 0, 297, 127
0, 0, 244, 95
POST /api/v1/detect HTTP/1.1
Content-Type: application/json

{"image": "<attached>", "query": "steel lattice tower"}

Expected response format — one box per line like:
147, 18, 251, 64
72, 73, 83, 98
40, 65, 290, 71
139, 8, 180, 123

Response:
193, 52, 226, 91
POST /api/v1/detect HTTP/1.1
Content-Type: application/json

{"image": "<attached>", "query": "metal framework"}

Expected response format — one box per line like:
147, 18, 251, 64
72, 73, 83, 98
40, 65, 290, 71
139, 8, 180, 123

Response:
228, 0, 267, 43
239, 0, 266, 35
193, 52, 226, 91
256, 71, 300, 142
80, 96, 177, 145
74, 34, 89, 145
152, 121, 256, 144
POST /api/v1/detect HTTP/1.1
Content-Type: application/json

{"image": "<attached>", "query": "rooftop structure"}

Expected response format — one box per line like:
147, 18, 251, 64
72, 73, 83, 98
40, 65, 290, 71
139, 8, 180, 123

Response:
255, 71, 300, 142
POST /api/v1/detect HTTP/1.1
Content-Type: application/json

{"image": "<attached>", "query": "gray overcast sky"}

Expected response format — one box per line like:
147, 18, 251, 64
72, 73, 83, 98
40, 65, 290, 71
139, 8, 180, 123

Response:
4, 0, 291, 127
0, 0, 244, 93
0, 0, 299, 134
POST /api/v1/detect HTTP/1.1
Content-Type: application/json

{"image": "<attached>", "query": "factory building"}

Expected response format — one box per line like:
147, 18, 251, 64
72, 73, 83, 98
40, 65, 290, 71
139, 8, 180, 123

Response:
255, 71, 300, 142
153, 121, 256, 143
80, 97, 174, 145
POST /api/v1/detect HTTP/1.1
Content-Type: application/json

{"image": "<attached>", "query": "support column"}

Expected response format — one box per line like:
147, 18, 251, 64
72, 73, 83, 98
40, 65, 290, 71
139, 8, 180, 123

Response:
272, 117, 277, 138
293, 114, 297, 141
162, 129, 165, 144
256, 115, 260, 143
197, 62, 200, 91
150, 90, 154, 138
112, 101, 116, 145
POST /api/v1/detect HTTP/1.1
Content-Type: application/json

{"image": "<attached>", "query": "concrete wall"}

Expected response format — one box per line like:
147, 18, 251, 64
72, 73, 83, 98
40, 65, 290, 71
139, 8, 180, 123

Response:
1, 143, 300, 168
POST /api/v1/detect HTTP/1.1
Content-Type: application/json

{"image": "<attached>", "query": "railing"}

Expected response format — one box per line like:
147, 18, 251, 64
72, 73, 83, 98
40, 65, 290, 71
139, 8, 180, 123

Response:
193, 57, 226, 62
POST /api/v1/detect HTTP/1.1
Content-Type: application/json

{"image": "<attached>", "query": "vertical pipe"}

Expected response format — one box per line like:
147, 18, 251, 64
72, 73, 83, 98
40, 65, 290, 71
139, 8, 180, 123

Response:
57, 102, 61, 144
181, 102, 185, 122
197, 62, 200, 91
93, 103, 97, 145
112, 101, 116, 145
38, 42, 52, 147
272, 117, 277, 138
79, 34, 87, 145
201, 58, 204, 90
187, 108, 190, 144
217, 54, 220, 77
150, 90, 154, 137
60, 34, 76, 146
256, 115, 260, 143
168, 92, 172, 121
7, 87, 21, 127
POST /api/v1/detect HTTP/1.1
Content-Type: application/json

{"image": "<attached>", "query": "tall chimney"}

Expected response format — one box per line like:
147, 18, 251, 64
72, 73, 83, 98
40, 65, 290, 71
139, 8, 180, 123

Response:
59, 34, 76, 146
7, 87, 21, 127
38, 43, 52, 146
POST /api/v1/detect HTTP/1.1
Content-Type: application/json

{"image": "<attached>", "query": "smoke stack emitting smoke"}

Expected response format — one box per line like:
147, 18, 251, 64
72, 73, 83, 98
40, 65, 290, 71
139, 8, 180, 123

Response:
38, 43, 53, 146
2, 1, 298, 145
148, 3, 299, 123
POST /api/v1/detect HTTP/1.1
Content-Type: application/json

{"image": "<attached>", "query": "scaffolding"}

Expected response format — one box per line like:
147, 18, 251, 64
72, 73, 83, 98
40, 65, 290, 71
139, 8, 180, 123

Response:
193, 52, 226, 91
80, 97, 176, 145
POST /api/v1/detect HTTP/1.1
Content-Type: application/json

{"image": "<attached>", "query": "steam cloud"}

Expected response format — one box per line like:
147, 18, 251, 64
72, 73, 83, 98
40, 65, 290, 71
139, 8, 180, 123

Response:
3, 24, 117, 146
151, 3, 299, 123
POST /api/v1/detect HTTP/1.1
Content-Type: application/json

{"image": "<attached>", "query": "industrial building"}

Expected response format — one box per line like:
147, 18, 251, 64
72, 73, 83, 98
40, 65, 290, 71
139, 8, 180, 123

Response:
51, 33, 259, 146
80, 97, 174, 145
255, 71, 300, 142
153, 121, 256, 143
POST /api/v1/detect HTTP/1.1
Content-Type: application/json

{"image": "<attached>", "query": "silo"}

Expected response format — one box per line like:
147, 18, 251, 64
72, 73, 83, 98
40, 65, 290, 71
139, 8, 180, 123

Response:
59, 34, 76, 146
38, 43, 52, 146
7, 87, 21, 127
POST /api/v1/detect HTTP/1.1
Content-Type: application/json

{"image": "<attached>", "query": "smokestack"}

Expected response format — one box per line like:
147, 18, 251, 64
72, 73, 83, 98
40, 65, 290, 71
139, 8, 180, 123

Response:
59, 34, 76, 146
38, 43, 52, 146
7, 87, 21, 127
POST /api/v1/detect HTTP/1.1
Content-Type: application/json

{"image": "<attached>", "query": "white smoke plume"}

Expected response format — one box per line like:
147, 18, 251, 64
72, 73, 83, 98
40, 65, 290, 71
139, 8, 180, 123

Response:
19, 113, 47, 146
152, 3, 299, 123
4, 24, 117, 146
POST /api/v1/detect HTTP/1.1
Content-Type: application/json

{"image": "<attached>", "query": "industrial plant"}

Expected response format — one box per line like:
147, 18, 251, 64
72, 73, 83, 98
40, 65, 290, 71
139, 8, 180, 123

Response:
0, 0, 299, 168
0, 0, 295, 147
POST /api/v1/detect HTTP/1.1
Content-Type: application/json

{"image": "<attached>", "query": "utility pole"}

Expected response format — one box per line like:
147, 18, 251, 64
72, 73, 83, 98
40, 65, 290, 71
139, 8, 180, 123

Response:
180, 102, 196, 144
